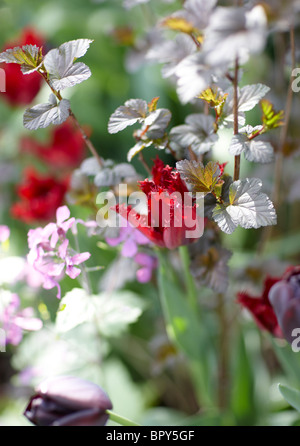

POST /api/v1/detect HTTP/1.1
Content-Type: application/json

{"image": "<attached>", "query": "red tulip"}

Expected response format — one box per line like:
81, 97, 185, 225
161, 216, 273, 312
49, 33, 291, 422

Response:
116, 157, 204, 249
269, 266, 300, 344
238, 276, 283, 337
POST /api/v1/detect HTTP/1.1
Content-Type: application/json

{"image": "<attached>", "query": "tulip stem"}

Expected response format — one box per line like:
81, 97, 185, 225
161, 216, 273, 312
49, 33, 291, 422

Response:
178, 245, 198, 311
106, 410, 140, 426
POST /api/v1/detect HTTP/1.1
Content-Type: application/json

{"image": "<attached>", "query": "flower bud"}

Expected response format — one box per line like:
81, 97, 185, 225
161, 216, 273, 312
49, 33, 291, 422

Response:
269, 267, 300, 344
24, 375, 113, 426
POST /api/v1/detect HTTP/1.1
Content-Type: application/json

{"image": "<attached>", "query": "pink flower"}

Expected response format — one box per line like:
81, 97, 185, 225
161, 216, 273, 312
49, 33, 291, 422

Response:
106, 221, 157, 283
0, 293, 42, 346
27, 206, 91, 298
135, 252, 158, 283
106, 223, 150, 257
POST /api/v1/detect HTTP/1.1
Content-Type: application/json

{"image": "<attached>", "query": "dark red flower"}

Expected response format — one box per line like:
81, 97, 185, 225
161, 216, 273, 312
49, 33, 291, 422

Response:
116, 157, 204, 249
238, 276, 283, 338
21, 121, 86, 169
1, 28, 44, 106
11, 169, 68, 224
269, 266, 300, 344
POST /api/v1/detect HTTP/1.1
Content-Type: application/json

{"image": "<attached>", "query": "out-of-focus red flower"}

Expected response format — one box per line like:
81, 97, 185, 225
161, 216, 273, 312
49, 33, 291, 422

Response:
238, 276, 283, 338
116, 157, 204, 249
11, 169, 68, 224
1, 28, 44, 106
21, 121, 86, 169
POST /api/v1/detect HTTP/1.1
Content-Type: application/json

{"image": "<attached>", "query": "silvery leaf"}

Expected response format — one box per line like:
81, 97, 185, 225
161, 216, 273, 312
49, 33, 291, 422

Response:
43, 39, 92, 90
244, 140, 274, 163
213, 203, 237, 234
23, 94, 70, 130
94, 168, 116, 187
108, 98, 148, 134
171, 113, 217, 155
174, 52, 215, 104
59, 39, 94, 60
213, 178, 277, 233
203, 5, 267, 65
228, 134, 248, 156
127, 140, 152, 162
147, 34, 195, 79
238, 83, 270, 112
80, 157, 102, 176
173, 0, 217, 31
50, 62, 91, 91
145, 108, 172, 140
113, 163, 137, 179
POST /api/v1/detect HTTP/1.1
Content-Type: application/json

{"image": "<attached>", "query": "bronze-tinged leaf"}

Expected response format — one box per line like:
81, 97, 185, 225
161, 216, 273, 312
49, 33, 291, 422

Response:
148, 96, 160, 113
0, 45, 43, 74
176, 159, 220, 195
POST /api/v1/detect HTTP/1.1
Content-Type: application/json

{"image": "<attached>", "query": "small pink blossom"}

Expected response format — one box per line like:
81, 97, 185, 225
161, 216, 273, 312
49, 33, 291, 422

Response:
106, 222, 150, 257
27, 206, 91, 299
0, 293, 42, 346
135, 252, 158, 283
0, 225, 10, 243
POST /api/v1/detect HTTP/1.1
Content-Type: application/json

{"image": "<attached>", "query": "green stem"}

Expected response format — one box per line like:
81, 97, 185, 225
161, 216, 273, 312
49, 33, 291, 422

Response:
178, 245, 198, 312
106, 410, 140, 427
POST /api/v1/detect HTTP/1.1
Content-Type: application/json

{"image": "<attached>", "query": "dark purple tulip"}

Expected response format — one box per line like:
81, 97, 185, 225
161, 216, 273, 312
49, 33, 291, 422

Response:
269, 266, 300, 344
24, 375, 113, 426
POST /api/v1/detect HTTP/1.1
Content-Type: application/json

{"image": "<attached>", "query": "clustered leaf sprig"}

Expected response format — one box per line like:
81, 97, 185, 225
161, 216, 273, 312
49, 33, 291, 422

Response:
0, 38, 104, 168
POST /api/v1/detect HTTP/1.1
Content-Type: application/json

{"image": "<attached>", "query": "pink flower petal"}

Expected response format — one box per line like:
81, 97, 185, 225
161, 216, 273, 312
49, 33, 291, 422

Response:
56, 206, 70, 226
70, 252, 91, 266
121, 239, 137, 257
58, 239, 69, 259
14, 316, 43, 331
66, 265, 81, 279
0, 225, 10, 243
136, 267, 152, 283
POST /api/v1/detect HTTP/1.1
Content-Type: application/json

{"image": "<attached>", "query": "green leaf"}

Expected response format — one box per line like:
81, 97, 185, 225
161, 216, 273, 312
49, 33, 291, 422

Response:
176, 159, 220, 195
279, 384, 300, 413
157, 250, 214, 407
261, 99, 284, 130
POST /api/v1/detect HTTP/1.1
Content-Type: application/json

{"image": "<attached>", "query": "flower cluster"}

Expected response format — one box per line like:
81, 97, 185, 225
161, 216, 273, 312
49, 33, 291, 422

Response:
106, 223, 158, 283
0, 291, 42, 346
116, 157, 203, 250
27, 206, 91, 299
